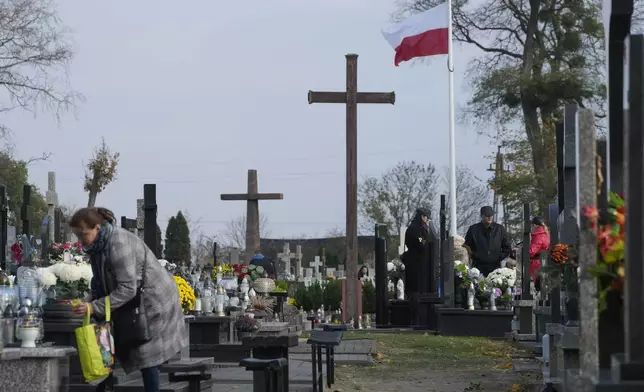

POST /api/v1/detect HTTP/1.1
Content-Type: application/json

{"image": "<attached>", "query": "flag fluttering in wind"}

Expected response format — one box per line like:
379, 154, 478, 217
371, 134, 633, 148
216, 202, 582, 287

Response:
381, 1, 460, 237
381, 2, 449, 66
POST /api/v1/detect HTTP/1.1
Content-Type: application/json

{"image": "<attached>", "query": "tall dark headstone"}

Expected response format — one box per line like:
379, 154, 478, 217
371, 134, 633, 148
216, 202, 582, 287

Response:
439, 195, 447, 299
607, 0, 633, 194
0, 186, 7, 271
518, 203, 533, 335
54, 208, 63, 243
610, 33, 644, 384
143, 184, 158, 257
21, 185, 33, 237
374, 223, 388, 326
556, 121, 565, 214
213, 242, 218, 265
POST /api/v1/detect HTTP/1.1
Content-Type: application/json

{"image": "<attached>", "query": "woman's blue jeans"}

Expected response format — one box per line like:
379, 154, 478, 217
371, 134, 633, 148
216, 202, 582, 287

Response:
140, 366, 160, 392
97, 366, 160, 392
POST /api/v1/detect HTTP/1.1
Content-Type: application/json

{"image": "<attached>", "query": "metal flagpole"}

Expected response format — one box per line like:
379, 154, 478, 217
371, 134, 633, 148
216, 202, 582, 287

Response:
447, 0, 458, 236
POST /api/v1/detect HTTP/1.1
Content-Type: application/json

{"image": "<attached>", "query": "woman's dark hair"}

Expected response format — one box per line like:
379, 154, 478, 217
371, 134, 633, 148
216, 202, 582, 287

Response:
70, 207, 116, 228
358, 265, 369, 278
531, 216, 545, 226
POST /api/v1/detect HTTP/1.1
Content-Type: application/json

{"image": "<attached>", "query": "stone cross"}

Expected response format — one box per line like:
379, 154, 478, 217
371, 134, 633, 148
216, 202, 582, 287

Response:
220, 169, 283, 257
310, 256, 323, 278
398, 226, 406, 256
45, 172, 57, 243
136, 198, 144, 241
277, 242, 292, 276
307, 53, 395, 325
294, 245, 303, 278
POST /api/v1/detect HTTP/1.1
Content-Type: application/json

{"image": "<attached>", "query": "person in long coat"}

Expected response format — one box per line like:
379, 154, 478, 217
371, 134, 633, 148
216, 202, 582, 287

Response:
71, 207, 187, 392
402, 208, 431, 294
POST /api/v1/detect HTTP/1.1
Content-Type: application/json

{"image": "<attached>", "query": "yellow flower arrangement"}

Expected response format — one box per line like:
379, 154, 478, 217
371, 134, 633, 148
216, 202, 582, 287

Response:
173, 275, 196, 314
288, 297, 296, 306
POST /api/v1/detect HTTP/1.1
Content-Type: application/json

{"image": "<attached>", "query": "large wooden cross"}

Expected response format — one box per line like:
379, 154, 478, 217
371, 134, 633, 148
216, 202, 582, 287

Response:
308, 53, 395, 326
220, 169, 283, 258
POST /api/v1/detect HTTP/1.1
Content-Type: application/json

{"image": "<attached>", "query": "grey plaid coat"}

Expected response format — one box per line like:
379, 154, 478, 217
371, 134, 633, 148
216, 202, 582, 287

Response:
90, 227, 187, 373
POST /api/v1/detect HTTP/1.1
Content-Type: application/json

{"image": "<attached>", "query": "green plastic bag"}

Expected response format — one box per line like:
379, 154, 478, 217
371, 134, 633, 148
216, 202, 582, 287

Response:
75, 297, 115, 383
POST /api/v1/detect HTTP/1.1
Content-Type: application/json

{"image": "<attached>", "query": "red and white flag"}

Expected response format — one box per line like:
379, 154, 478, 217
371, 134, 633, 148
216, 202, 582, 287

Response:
381, 2, 449, 66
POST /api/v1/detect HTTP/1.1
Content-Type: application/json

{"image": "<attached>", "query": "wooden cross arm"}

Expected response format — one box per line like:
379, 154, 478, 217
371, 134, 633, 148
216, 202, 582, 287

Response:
220, 193, 283, 201
308, 91, 395, 105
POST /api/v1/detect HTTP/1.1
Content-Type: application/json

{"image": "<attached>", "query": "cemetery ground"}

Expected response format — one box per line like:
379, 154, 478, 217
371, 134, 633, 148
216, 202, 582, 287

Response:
328, 333, 541, 392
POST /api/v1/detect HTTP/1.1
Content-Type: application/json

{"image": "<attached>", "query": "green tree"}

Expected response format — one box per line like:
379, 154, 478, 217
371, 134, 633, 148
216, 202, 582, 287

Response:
165, 211, 191, 263
84, 138, 119, 207
395, 0, 605, 214
156, 224, 164, 258
0, 152, 47, 236
164, 216, 178, 261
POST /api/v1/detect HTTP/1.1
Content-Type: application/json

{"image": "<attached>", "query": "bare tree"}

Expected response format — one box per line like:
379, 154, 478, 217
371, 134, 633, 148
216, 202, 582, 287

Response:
223, 215, 270, 250
0, 0, 82, 139
358, 160, 439, 234
84, 138, 119, 207
192, 233, 217, 265
442, 165, 491, 235
325, 227, 345, 237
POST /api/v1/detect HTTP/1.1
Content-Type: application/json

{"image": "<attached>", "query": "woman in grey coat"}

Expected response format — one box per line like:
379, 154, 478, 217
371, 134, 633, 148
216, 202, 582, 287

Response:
71, 207, 187, 392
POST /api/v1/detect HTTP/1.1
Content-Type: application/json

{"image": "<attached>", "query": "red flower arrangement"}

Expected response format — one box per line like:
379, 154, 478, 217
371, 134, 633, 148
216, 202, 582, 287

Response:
49, 241, 84, 261
10, 242, 22, 266
584, 192, 625, 311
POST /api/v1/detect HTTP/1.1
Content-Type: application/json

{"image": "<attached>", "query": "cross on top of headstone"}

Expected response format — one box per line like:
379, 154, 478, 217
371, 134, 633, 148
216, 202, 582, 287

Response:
310, 256, 323, 276
278, 242, 292, 260
294, 245, 303, 261
220, 170, 283, 257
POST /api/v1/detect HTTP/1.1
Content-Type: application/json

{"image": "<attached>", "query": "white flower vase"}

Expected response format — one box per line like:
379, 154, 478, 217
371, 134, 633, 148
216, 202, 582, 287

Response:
490, 290, 497, 311
467, 283, 475, 310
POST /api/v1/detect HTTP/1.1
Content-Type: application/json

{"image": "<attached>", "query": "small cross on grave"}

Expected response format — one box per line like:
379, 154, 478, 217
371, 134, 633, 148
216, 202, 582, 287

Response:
294, 245, 303, 278
277, 242, 292, 277
310, 256, 323, 279
220, 170, 283, 257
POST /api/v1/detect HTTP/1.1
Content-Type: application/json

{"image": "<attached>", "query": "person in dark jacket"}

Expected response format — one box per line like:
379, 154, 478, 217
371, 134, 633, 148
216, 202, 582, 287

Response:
463, 206, 512, 277
402, 208, 431, 295
249, 249, 276, 278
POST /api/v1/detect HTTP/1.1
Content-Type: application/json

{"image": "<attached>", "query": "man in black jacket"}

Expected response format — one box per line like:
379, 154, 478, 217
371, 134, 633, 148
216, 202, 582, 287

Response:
463, 206, 512, 277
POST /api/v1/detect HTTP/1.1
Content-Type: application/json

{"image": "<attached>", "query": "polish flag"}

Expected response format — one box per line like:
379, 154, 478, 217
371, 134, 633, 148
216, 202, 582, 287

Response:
382, 2, 450, 66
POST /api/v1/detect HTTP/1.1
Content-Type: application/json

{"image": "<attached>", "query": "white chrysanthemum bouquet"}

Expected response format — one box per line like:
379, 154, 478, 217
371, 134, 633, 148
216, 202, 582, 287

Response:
37, 243, 93, 300
485, 267, 517, 293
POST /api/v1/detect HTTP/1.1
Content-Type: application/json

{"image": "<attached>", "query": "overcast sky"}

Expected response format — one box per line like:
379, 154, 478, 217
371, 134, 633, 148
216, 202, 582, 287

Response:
6, 0, 495, 239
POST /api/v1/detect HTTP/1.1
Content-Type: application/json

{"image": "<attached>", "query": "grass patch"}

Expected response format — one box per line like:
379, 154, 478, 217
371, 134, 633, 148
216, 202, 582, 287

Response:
343, 332, 522, 371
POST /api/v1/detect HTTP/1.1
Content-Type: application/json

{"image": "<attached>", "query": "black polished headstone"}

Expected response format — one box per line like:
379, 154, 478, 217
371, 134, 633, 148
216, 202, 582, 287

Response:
0, 186, 6, 271
143, 184, 158, 257
374, 224, 388, 326
611, 33, 644, 382
607, 0, 634, 194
